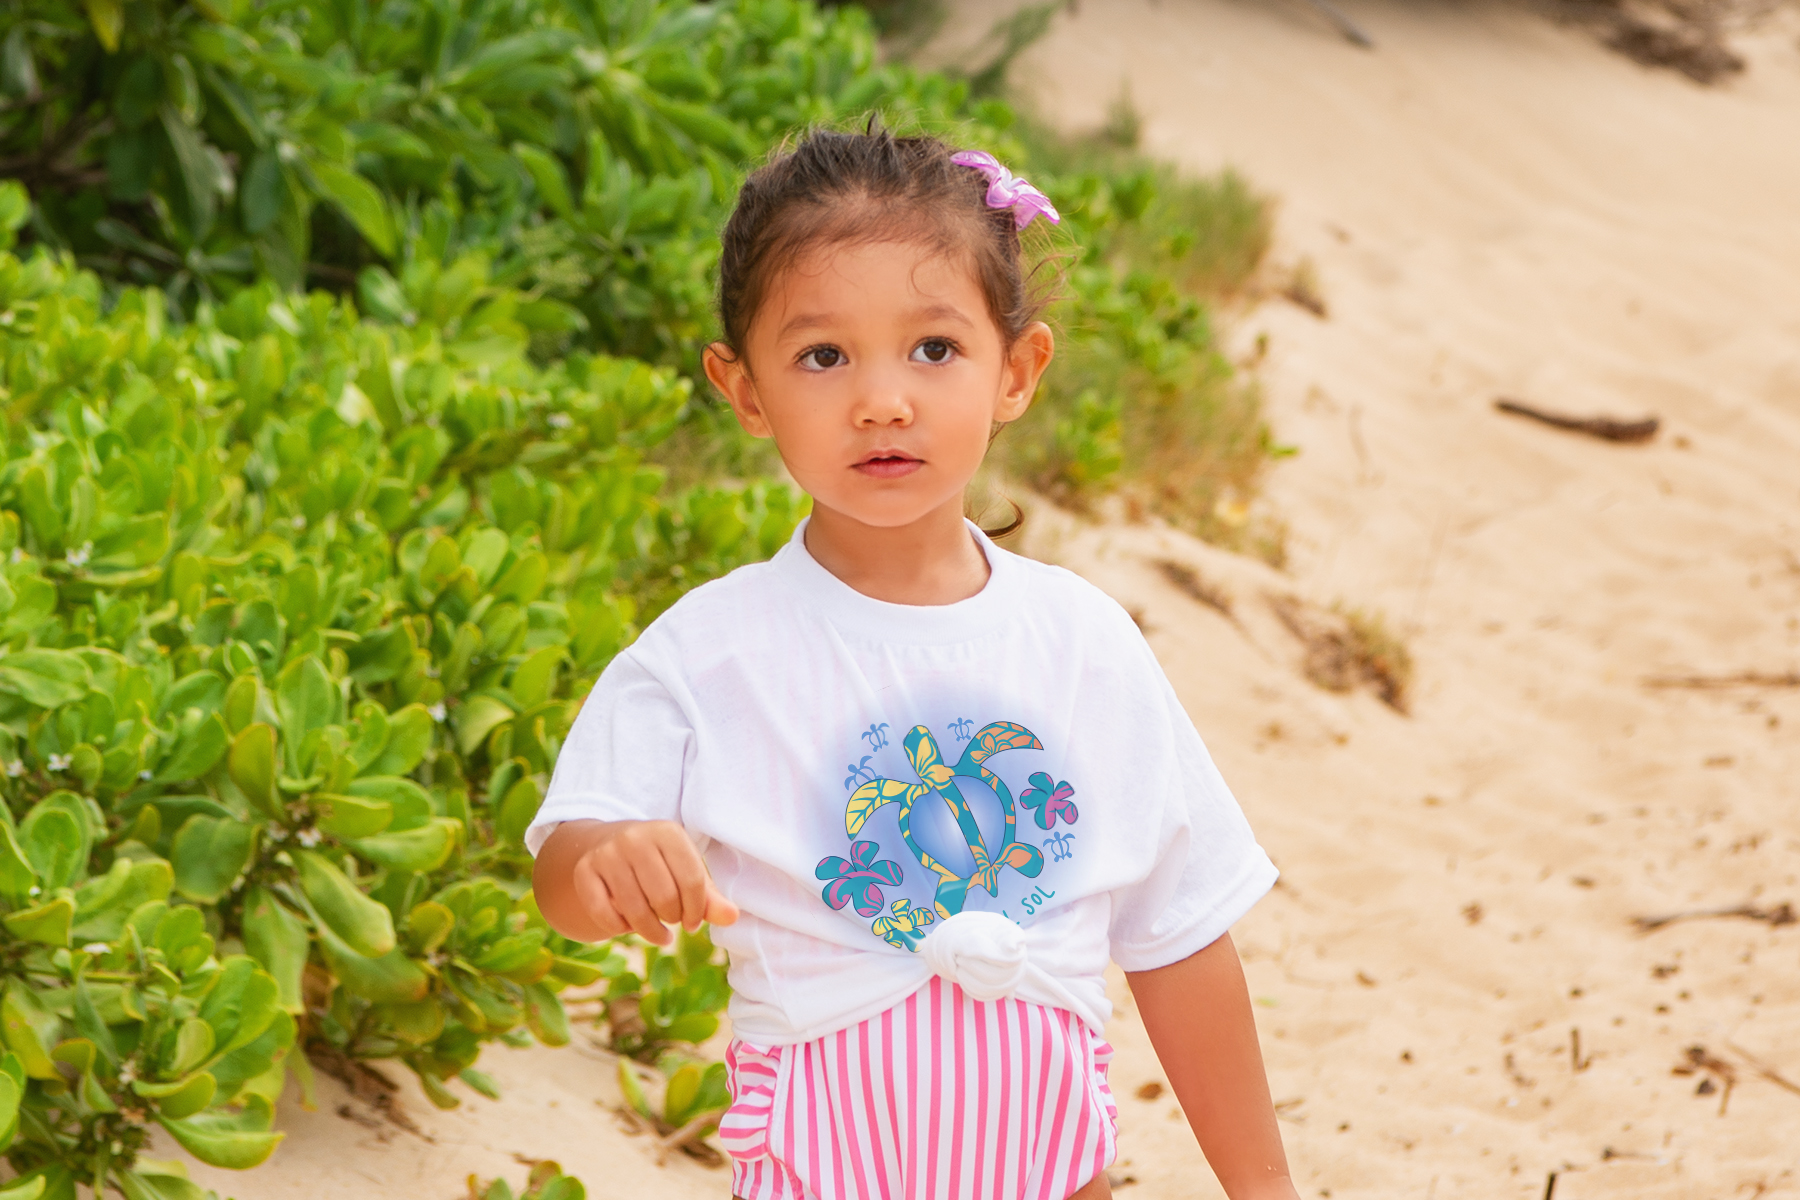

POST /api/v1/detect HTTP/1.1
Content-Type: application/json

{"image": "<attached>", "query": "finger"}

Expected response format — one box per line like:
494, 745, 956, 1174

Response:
660, 840, 710, 931
629, 852, 685, 928
571, 862, 625, 941
604, 859, 672, 945
703, 885, 740, 927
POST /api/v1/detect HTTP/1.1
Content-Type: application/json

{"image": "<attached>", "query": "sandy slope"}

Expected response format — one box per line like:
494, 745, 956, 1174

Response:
168, 4, 1800, 1197
954, 2, 1800, 1197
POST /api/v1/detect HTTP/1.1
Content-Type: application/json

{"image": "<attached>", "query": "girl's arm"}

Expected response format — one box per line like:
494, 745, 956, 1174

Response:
534, 818, 738, 946
1126, 933, 1300, 1200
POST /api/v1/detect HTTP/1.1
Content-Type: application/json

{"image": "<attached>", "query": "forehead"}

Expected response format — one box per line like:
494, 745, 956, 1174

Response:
758, 238, 989, 335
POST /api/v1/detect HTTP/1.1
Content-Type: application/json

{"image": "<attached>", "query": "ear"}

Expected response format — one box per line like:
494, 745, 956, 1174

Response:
704, 342, 773, 439
994, 321, 1055, 423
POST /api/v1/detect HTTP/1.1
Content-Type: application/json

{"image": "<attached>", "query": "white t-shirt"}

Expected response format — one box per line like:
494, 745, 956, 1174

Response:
527, 519, 1276, 1045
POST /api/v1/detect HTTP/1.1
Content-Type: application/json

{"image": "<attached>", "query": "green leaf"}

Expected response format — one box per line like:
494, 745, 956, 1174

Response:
167, 1017, 215, 1078
454, 694, 513, 756
313, 793, 394, 840
275, 657, 335, 753
402, 901, 454, 955
0, 650, 91, 708
293, 849, 395, 957
197, 956, 281, 1057
313, 921, 430, 1003
0, 1059, 22, 1150
240, 887, 309, 1014
344, 776, 433, 830
241, 150, 285, 234
346, 818, 457, 873
116, 1169, 205, 1200
522, 982, 569, 1047
171, 815, 254, 903
1, 898, 71, 947
663, 1062, 701, 1124
365, 705, 433, 776
137, 1071, 215, 1119
0, 1176, 43, 1200
0, 822, 37, 906
1, 983, 58, 1080
228, 723, 279, 817
308, 162, 396, 257
509, 645, 564, 709
157, 1111, 283, 1170
20, 810, 81, 893
159, 107, 219, 239
154, 714, 230, 784
512, 145, 573, 219
458, 1066, 500, 1101
83, 0, 123, 53
496, 776, 542, 847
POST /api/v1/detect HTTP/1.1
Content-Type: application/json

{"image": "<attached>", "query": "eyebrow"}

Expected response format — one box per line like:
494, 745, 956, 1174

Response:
775, 302, 978, 340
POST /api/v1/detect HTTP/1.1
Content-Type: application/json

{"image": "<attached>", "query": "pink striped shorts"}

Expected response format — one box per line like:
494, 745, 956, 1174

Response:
718, 976, 1118, 1200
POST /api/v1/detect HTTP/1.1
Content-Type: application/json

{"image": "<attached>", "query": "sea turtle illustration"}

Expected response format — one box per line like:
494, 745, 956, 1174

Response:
842, 722, 1046, 920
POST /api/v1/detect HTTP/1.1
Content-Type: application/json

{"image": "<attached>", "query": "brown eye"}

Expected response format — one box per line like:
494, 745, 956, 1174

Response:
911, 339, 956, 364
799, 346, 843, 371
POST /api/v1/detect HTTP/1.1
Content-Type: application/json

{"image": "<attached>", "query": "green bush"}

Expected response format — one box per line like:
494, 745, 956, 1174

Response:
0, 186, 791, 1193
0, 0, 1281, 1192
0, 0, 984, 373
989, 130, 1281, 539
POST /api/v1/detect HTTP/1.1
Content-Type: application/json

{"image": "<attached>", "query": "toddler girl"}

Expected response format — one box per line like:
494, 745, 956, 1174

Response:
531, 128, 1298, 1200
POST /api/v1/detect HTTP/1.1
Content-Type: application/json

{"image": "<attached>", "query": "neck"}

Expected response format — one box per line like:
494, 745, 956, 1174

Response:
803, 497, 990, 606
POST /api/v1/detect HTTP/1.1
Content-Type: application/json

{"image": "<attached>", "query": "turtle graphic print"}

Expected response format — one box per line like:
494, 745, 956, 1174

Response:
814, 719, 1080, 951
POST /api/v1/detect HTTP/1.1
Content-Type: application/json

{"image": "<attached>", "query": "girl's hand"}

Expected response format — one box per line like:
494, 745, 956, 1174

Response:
533, 819, 740, 945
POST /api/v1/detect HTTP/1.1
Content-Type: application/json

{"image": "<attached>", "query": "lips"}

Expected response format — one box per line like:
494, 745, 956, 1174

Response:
854, 452, 923, 480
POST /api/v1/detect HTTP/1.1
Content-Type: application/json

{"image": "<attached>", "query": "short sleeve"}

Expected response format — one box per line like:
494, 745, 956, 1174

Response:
1107, 666, 1277, 972
524, 650, 692, 856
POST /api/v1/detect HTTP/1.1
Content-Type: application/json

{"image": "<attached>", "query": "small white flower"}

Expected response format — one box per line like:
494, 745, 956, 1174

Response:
296, 828, 322, 848
64, 542, 92, 568
46, 753, 71, 772
4, 760, 22, 777
548, 412, 573, 430
292, 514, 307, 530
269, 827, 289, 841
428, 702, 447, 722
27, 886, 39, 897
138, 769, 153, 781
118, 1062, 137, 1086
8, 547, 21, 564
82, 942, 109, 955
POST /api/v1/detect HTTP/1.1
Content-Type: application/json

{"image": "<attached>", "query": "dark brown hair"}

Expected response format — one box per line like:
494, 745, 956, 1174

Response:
715, 124, 1050, 359
715, 123, 1050, 538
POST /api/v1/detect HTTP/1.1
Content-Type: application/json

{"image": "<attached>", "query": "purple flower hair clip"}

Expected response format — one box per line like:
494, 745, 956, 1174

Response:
950, 150, 1061, 230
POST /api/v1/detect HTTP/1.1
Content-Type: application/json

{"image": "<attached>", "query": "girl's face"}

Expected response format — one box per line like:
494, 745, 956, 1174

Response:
705, 238, 1053, 532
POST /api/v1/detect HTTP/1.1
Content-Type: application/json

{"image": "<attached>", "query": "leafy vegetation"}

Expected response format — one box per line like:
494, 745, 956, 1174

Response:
0, 189, 787, 1194
0, 0, 1279, 1192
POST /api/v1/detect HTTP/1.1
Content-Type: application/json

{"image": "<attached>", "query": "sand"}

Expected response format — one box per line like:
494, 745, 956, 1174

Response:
165, 4, 1800, 1197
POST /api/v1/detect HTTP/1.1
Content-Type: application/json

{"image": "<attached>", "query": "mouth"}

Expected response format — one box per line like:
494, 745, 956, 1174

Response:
853, 451, 923, 480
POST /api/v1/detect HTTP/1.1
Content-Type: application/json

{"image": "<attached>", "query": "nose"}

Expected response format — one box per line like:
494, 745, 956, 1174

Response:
851, 362, 913, 428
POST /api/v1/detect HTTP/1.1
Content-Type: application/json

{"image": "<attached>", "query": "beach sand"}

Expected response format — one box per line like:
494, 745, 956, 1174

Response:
167, 4, 1800, 1196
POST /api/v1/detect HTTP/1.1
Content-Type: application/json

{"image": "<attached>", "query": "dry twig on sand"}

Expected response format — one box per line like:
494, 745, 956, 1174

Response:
1642, 670, 1800, 689
1672, 1045, 1737, 1114
1725, 1042, 1800, 1101
1631, 901, 1796, 933
1494, 398, 1659, 443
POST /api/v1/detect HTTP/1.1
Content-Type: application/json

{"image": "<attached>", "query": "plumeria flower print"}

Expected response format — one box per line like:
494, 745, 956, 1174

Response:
1019, 771, 1079, 830
815, 840, 905, 918
950, 150, 1061, 229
